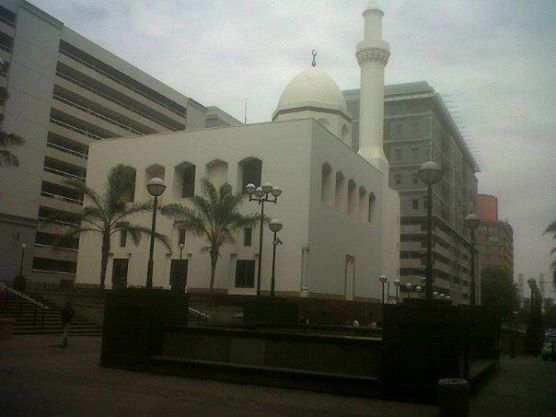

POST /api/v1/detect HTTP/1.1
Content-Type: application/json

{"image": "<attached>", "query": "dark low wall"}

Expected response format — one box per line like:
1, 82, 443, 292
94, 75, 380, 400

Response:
36, 291, 106, 325
162, 326, 382, 377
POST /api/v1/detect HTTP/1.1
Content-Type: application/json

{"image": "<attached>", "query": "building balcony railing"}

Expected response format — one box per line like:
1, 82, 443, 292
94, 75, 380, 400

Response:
38, 216, 79, 228
53, 94, 143, 135
59, 49, 184, 117
44, 166, 85, 182
35, 243, 78, 253
40, 191, 83, 205
50, 118, 104, 141
56, 71, 176, 131
46, 141, 88, 159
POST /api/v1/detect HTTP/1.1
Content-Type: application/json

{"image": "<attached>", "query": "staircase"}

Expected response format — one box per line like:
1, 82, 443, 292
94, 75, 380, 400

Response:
0, 285, 102, 336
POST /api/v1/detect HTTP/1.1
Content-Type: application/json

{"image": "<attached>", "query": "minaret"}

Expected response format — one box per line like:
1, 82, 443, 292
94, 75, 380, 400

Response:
356, 0, 390, 173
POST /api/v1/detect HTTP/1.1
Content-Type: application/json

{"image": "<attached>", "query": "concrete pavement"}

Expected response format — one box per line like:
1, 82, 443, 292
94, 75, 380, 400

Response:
1, 335, 555, 417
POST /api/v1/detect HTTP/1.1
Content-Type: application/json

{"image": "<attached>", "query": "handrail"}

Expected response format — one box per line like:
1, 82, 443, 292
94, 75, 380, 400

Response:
50, 118, 104, 141
44, 165, 85, 181
0, 283, 49, 310
41, 191, 83, 205
47, 141, 88, 159
188, 306, 209, 320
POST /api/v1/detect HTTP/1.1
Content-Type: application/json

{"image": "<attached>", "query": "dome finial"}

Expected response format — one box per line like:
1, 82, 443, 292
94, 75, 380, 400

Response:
311, 49, 317, 67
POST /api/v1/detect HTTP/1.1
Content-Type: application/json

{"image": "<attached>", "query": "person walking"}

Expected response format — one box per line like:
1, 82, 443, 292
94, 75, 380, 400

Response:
60, 301, 75, 348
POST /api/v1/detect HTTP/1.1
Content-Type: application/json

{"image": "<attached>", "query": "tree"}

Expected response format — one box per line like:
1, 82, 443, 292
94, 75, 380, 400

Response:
0, 87, 24, 167
544, 220, 556, 290
44, 164, 170, 289
162, 178, 259, 294
480, 266, 518, 317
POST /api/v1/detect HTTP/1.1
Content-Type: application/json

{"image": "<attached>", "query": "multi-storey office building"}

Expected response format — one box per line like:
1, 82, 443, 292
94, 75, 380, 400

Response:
476, 194, 514, 277
0, 0, 239, 284
344, 82, 479, 304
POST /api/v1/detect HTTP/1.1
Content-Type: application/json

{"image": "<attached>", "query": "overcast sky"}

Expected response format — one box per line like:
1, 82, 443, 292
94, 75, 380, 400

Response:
31, 0, 556, 294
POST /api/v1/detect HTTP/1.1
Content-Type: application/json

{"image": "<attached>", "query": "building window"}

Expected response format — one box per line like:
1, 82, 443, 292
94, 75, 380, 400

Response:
118, 223, 128, 247
206, 159, 228, 187
235, 260, 255, 288
368, 193, 376, 223
411, 147, 419, 161
411, 122, 420, 136
359, 187, 367, 222
411, 174, 419, 184
347, 179, 356, 217
181, 164, 196, 197
240, 158, 262, 190
395, 174, 402, 185
178, 228, 186, 245
321, 162, 332, 205
412, 199, 419, 210
112, 258, 129, 290
394, 148, 402, 160
244, 227, 252, 247
395, 124, 403, 138
335, 171, 345, 212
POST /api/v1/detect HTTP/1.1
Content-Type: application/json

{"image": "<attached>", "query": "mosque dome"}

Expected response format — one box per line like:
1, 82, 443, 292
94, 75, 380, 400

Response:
272, 68, 349, 119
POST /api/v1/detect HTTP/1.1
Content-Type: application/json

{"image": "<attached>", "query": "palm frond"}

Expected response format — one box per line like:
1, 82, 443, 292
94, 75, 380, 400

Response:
53, 227, 99, 248
105, 164, 136, 211
63, 178, 104, 212
0, 149, 19, 167
545, 221, 556, 235
114, 223, 171, 251
0, 132, 24, 147
111, 202, 152, 226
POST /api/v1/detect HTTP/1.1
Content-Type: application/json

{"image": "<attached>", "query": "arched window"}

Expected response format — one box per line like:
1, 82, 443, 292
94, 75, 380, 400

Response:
368, 192, 376, 224
145, 164, 165, 198
347, 179, 356, 217
341, 124, 350, 145
335, 171, 345, 212
173, 162, 196, 198
321, 162, 332, 205
359, 186, 367, 222
239, 157, 262, 191
206, 159, 228, 187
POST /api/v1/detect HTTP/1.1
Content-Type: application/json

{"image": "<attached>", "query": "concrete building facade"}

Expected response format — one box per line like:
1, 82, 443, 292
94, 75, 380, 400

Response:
476, 194, 514, 277
0, 0, 239, 285
344, 82, 479, 304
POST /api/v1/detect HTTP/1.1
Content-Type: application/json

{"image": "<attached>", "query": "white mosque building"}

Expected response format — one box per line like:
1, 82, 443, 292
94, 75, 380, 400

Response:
75, 1, 401, 301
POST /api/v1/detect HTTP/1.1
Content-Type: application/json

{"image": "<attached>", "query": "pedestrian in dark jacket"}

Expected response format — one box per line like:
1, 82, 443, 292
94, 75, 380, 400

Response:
60, 301, 75, 348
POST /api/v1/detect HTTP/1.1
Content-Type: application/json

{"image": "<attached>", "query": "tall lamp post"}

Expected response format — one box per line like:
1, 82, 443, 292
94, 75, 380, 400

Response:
179, 242, 185, 260
465, 213, 481, 306
245, 182, 282, 296
146, 177, 166, 289
269, 219, 283, 297
394, 279, 400, 303
18, 243, 26, 277
405, 282, 413, 299
379, 275, 387, 304
419, 161, 442, 300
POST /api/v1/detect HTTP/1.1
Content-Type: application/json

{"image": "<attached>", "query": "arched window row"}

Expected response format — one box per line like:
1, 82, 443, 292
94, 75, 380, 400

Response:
320, 161, 375, 224
125, 158, 263, 201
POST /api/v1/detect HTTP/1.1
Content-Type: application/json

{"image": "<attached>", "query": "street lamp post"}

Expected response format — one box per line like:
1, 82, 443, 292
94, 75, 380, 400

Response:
269, 219, 283, 297
405, 282, 413, 299
146, 177, 166, 289
18, 243, 26, 277
465, 213, 481, 306
416, 285, 422, 299
179, 242, 185, 260
419, 161, 442, 300
379, 275, 387, 305
394, 279, 400, 303
245, 182, 282, 296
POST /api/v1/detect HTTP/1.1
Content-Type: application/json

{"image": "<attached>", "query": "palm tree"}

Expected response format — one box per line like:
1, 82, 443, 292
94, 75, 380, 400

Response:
0, 86, 24, 167
44, 164, 170, 289
162, 178, 259, 294
545, 220, 556, 289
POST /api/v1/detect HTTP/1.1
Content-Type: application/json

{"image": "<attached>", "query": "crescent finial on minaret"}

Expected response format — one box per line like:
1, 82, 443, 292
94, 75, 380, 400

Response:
311, 49, 317, 67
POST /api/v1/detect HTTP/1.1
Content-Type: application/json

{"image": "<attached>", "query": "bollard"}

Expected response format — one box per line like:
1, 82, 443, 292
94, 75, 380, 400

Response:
438, 378, 469, 417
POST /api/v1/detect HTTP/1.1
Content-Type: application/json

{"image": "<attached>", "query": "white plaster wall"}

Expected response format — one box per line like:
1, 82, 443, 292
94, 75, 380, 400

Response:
277, 110, 351, 147
76, 120, 314, 294
307, 121, 391, 300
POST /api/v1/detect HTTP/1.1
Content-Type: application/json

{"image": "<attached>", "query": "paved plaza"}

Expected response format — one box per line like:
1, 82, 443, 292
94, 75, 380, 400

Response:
1, 335, 555, 417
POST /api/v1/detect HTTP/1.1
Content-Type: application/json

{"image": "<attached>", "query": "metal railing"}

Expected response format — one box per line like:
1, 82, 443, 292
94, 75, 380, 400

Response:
50, 117, 104, 141
44, 165, 85, 182
188, 306, 210, 321
1, 282, 49, 328
47, 141, 88, 159
40, 191, 83, 205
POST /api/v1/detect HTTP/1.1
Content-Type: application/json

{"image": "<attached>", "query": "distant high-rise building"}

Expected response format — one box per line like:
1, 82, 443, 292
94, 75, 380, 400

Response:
344, 81, 479, 304
476, 194, 514, 278
0, 0, 240, 284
